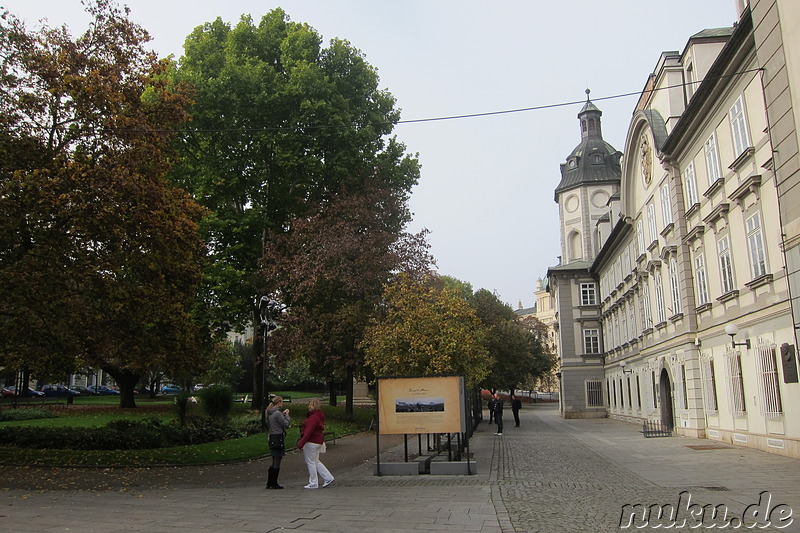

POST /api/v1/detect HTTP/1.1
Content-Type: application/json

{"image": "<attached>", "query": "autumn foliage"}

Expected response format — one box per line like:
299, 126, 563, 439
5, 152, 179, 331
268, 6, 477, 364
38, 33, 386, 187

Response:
361, 273, 491, 388
0, 1, 207, 406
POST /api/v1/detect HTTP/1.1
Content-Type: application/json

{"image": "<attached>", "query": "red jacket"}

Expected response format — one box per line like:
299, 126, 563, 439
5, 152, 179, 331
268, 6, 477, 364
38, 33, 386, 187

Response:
297, 408, 325, 448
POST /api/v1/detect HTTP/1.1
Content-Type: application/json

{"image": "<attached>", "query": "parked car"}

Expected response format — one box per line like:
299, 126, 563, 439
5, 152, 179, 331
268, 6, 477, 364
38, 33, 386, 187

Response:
86, 385, 120, 396
161, 384, 182, 394
1, 386, 14, 397
40, 384, 80, 397
6, 386, 45, 397
69, 385, 96, 396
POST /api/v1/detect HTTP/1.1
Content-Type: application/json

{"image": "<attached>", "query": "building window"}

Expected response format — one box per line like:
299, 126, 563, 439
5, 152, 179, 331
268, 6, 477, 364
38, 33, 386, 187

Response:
729, 95, 751, 157
612, 380, 617, 407
654, 270, 666, 324
629, 302, 637, 340
683, 162, 698, 207
695, 252, 710, 306
746, 212, 768, 278
635, 375, 642, 409
647, 202, 657, 244
583, 329, 600, 354
724, 350, 747, 416
704, 133, 721, 185
641, 280, 652, 329
581, 283, 597, 306
624, 247, 631, 274
755, 342, 783, 419
701, 357, 718, 414
669, 257, 682, 315
621, 305, 628, 341
681, 364, 688, 409
636, 219, 645, 256
651, 371, 658, 408
626, 377, 632, 408
586, 380, 603, 407
660, 183, 673, 226
718, 236, 735, 294
686, 63, 696, 99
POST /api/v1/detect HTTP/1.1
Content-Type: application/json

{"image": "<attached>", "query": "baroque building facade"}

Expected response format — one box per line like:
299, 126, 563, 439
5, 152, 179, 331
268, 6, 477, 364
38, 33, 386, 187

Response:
549, 1, 800, 458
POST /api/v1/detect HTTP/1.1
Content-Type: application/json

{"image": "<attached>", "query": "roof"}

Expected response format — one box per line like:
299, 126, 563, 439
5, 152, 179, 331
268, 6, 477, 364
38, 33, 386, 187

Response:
555, 99, 622, 201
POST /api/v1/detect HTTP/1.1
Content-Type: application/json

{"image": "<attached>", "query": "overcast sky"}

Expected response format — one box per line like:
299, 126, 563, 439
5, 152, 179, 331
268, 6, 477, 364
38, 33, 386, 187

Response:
4, 0, 737, 309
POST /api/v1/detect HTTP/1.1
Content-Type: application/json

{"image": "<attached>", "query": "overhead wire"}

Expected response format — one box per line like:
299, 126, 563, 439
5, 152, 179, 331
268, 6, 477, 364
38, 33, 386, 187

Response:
6, 67, 764, 134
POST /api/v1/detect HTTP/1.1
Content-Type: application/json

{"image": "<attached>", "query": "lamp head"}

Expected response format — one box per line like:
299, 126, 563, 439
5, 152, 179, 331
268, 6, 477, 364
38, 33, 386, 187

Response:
725, 323, 739, 337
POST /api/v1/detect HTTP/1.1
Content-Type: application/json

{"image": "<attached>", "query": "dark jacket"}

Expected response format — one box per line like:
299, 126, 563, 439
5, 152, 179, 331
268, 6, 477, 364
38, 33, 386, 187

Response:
511, 399, 522, 412
297, 408, 325, 448
493, 398, 504, 416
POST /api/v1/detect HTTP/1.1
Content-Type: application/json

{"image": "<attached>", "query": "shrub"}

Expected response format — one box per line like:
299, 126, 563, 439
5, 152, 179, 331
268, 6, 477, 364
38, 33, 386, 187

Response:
198, 384, 234, 419
0, 415, 262, 450
173, 391, 195, 426
0, 408, 58, 422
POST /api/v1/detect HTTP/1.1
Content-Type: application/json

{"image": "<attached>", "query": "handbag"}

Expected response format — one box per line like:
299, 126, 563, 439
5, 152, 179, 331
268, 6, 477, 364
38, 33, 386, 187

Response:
268, 433, 285, 451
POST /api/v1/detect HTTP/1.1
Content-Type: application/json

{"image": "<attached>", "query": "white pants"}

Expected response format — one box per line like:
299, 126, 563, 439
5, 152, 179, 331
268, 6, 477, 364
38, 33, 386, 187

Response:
302, 442, 333, 487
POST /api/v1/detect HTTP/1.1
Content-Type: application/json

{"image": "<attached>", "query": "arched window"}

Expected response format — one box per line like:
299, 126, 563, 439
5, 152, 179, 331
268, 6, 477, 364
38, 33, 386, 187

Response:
569, 231, 583, 261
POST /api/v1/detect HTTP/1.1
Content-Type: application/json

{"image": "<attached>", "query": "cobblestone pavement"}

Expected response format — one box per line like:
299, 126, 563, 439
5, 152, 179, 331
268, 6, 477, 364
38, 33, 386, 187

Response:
494, 406, 800, 532
2, 404, 800, 532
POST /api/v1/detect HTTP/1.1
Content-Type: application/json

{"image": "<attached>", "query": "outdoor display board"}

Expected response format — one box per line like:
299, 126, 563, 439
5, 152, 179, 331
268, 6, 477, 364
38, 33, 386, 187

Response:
377, 375, 465, 435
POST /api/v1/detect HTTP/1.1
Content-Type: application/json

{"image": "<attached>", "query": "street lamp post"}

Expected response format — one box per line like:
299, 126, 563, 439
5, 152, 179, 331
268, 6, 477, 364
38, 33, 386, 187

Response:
259, 296, 279, 431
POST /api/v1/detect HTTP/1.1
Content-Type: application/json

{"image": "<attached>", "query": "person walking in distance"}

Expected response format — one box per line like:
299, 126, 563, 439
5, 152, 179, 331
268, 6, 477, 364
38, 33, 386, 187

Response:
511, 394, 522, 428
297, 398, 334, 489
266, 395, 290, 489
487, 392, 496, 424
493, 392, 505, 436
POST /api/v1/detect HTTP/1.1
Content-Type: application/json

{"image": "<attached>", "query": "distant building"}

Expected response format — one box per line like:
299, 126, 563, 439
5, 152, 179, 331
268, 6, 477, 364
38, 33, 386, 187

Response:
515, 278, 559, 392
549, 1, 800, 458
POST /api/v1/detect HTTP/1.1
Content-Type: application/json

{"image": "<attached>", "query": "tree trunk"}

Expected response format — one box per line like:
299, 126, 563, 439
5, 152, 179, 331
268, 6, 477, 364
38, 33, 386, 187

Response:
345, 367, 354, 419
328, 379, 337, 406
105, 368, 141, 408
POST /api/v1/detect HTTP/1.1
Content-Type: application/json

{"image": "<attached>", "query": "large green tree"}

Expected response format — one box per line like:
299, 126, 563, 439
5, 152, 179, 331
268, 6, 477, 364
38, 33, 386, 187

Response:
0, 1, 207, 406
169, 9, 419, 407
261, 185, 432, 415
472, 289, 552, 394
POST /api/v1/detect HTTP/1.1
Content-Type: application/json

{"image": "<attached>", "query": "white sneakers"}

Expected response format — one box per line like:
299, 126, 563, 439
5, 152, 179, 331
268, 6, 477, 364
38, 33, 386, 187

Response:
304, 478, 334, 489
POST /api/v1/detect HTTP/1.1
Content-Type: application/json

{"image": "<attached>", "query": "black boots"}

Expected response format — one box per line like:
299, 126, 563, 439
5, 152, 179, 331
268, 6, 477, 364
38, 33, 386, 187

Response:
266, 467, 284, 489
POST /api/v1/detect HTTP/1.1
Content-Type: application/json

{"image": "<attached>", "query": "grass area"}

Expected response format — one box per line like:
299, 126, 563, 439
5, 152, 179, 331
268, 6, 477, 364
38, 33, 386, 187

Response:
0, 397, 374, 466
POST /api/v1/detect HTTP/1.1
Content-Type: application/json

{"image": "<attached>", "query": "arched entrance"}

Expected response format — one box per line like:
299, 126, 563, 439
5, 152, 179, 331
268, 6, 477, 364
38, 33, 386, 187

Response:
659, 368, 674, 429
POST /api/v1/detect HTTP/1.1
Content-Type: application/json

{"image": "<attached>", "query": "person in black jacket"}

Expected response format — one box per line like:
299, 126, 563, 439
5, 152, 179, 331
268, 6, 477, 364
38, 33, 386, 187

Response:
511, 394, 522, 427
487, 394, 496, 424
493, 392, 504, 435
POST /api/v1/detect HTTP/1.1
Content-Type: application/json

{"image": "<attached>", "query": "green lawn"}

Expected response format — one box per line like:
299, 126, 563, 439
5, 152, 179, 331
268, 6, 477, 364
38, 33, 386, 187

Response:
0, 397, 373, 466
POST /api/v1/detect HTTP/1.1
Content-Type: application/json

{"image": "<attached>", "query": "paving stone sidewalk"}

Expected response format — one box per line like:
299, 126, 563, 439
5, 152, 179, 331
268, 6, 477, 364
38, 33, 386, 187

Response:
2, 404, 799, 532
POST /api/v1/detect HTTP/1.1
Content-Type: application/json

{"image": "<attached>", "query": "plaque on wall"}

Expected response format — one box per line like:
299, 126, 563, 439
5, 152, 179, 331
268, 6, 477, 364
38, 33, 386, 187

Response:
780, 343, 799, 383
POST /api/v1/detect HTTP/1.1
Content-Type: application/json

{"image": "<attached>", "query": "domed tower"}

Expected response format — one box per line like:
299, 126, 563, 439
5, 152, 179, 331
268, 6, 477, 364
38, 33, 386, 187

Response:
548, 91, 621, 419
555, 90, 622, 264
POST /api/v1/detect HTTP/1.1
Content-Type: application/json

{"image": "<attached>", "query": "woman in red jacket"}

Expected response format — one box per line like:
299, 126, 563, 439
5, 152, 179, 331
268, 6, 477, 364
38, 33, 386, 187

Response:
297, 398, 334, 489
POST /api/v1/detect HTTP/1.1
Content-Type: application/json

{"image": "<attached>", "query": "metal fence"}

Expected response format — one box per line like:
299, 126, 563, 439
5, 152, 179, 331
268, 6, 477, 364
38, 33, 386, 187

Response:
642, 420, 673, 438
